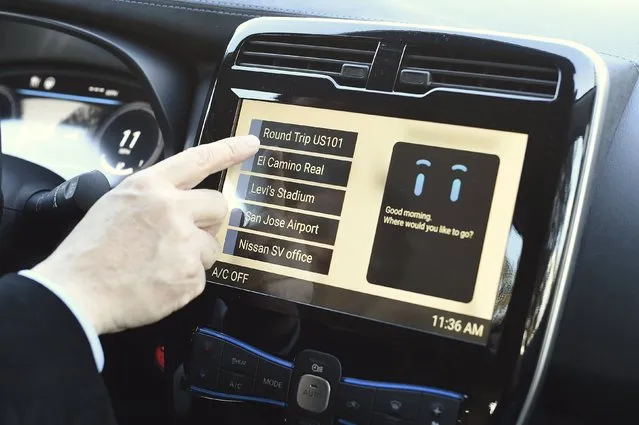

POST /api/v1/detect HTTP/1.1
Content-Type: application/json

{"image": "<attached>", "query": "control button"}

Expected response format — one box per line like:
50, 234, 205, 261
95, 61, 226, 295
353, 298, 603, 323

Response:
296, 374, 331, 413
341, 63, 369, 80
431, 404, 443, 417
188, 333, 223, 388
336, 384, 375, 424
222, 343, 258, 376
399, 69, 431, 87
192, 332, 223, 360
293, 350, 341, 383
189, 363, 219, 389
255, 358, 292, 402
374, 390, 420, 420
371, 412, 415, 425
418, 394, 461, 425
288, 350, 341, 425
217, 369, 254, 395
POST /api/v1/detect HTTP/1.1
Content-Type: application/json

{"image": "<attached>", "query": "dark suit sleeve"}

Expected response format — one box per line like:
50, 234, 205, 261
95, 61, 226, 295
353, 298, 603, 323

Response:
0, 273, 117, 425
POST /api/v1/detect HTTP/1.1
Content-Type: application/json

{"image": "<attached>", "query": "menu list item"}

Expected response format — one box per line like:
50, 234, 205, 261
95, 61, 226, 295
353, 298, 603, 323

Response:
229, 204, 340, 245
223, 230, 334, 274
250, 119, 358, 157
236, 174, 346, 216
242, 148, 352, 186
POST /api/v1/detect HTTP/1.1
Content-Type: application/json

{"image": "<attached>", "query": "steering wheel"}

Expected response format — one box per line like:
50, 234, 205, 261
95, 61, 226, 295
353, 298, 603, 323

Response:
0, 126, 3, 221
0, 128, 111, 274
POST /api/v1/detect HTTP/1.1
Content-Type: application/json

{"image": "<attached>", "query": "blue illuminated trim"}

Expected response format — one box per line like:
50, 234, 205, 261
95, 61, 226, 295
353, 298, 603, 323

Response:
342, 377, 462, 400
337, 420, 358, 425
16, 89, 122, 106
190, 385, 286, 407
197, 328, 294, 369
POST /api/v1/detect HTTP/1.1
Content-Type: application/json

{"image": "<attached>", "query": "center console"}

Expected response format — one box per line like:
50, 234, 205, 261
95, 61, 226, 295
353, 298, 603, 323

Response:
170, 17, 608, 425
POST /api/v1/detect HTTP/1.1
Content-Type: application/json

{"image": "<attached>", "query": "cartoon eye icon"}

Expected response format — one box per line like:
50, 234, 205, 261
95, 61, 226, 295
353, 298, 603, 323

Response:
450, 164, 468, 202
414, 159, 431, 196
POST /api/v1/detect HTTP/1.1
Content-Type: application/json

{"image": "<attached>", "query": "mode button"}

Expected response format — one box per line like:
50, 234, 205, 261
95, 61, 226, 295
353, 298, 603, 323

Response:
255, 358, 292, 402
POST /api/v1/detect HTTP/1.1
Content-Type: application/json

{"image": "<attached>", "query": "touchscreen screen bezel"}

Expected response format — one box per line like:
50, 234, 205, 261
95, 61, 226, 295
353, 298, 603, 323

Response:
190, 20, 599, 423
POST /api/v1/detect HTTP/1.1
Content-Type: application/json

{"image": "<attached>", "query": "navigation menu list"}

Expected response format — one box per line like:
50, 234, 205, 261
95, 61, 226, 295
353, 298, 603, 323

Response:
223, 119, 358, 275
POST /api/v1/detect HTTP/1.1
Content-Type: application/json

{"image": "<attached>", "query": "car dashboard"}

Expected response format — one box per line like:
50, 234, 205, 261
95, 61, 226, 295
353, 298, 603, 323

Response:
0, 3, 638, 425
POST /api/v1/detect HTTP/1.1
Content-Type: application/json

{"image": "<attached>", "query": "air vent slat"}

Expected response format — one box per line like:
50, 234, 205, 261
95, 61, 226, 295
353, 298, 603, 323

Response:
249, 40, 375, 57
404, 54, 557, 74
435, 83, 555, 99
242, 50, 371, 67
237, 35, 378, 88
403, 67, 558, 87
240, 63, 342, 77
397, 45, 560, 99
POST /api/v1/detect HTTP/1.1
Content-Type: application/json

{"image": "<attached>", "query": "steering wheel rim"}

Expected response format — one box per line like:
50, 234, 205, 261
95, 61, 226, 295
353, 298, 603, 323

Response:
0, 125, 4, 221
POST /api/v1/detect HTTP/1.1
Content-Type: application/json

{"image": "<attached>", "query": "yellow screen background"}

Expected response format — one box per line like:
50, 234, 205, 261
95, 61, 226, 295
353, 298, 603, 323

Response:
215, 99, 528, 321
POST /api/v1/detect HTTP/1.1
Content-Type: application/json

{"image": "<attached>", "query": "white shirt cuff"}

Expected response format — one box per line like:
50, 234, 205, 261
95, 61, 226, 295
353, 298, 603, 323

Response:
18, 269, 105, 372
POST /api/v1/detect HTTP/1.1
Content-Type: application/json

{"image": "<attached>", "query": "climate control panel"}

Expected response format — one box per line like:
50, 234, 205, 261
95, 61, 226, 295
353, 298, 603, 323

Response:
185, 329, 465, 425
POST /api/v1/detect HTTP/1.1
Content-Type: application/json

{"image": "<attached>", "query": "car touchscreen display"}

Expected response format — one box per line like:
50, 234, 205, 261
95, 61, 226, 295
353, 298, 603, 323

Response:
209, 99, 527, 344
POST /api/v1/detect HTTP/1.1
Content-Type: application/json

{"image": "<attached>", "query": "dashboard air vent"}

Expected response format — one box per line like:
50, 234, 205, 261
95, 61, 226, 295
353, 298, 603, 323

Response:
236, 35, 379, 88
396, 44, 560, 99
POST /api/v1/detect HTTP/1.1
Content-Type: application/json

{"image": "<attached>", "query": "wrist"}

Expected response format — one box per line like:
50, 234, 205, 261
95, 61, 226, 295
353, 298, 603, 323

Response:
32, 260, 107, 335
19, 267, 106, 371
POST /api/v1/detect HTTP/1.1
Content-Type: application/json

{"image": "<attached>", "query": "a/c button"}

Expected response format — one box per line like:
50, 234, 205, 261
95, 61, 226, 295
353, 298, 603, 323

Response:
217, 369, 254, 395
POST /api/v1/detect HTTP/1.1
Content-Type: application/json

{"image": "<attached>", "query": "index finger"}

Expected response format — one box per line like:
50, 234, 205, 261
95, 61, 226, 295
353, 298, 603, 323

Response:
148, 135, 260, 189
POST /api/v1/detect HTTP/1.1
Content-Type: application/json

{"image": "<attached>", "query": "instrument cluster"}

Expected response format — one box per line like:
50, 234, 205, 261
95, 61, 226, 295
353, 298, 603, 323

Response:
0, 69, 163, 183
